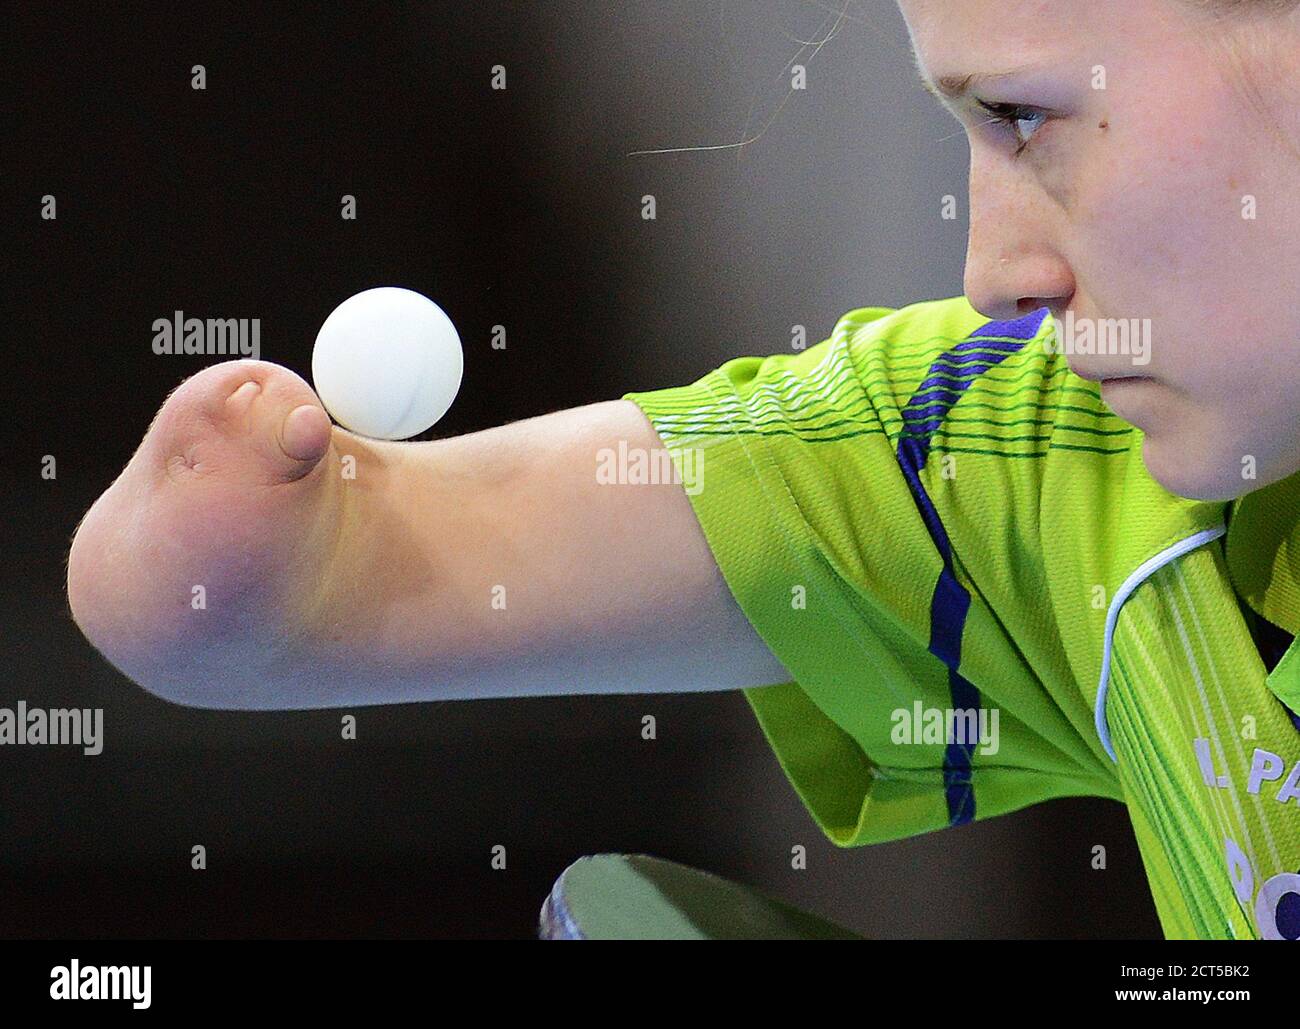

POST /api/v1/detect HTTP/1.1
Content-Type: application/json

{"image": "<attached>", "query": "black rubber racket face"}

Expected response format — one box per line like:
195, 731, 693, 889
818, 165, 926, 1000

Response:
538, 853, 864, 940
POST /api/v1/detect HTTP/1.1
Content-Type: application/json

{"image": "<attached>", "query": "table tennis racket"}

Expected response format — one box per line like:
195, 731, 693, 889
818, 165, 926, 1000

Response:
539, 853, 865, 940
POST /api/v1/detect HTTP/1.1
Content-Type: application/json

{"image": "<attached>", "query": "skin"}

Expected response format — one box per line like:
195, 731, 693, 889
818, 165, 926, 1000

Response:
66, 361, 789, 708
898, 0, 1300, 500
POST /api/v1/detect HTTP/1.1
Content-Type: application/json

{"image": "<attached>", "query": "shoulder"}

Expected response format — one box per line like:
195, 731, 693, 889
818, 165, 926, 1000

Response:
831, 298, 1123, 470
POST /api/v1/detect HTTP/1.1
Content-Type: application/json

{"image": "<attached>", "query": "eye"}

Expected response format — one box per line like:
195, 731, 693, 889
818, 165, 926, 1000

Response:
975, 100, 1048, 156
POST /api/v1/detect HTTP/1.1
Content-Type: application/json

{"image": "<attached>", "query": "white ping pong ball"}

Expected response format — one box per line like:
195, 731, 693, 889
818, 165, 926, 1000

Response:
312, 286, 463, 440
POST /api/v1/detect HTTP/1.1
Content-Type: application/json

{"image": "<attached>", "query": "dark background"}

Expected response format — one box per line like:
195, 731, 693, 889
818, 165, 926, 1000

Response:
3, 1, 1159, 938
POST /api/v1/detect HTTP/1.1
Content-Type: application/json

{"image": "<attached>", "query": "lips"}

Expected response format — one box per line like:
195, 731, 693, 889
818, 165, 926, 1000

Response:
1073, 366, 1153, 384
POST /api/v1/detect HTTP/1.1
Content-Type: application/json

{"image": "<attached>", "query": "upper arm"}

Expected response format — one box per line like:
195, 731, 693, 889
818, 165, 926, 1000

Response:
608, 299, 1123, 845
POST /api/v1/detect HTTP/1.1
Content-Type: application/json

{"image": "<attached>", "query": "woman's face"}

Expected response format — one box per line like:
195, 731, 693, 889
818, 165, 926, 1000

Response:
898, 0, 1300, 501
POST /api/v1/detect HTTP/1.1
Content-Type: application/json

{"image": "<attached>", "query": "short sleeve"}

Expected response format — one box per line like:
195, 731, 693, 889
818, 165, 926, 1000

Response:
621, 297, 1122, 847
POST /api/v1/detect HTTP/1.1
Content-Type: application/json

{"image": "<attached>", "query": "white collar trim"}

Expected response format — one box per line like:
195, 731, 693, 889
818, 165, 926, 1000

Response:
1094, 524, 1227, 763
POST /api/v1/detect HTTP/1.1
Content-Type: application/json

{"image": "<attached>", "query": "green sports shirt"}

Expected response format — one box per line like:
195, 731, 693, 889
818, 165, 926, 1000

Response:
622, 295, 1300, 940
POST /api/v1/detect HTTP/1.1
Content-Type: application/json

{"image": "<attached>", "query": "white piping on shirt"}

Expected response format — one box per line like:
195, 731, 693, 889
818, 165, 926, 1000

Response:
1094, 524, 1227, 763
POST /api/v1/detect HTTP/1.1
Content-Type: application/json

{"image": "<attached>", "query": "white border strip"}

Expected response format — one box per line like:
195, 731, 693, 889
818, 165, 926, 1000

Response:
1094, 524, 1227, 763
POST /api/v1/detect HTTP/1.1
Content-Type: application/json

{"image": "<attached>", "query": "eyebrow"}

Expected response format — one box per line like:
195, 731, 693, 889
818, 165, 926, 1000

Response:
912, 52, 1035, 105
924, 74, 973, 102
920, 71, 1015, 103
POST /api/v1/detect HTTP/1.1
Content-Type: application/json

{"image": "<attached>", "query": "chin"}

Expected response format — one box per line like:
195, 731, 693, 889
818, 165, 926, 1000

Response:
1139, 436, 1252, 502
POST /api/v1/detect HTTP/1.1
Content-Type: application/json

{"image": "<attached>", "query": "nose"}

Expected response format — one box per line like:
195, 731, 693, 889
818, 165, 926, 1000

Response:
962, 149, 1074, 322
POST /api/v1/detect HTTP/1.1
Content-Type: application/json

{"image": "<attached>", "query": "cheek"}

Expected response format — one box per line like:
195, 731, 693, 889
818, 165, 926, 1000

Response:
1063, 111, 1281, 380
1072, 123, 1237, 289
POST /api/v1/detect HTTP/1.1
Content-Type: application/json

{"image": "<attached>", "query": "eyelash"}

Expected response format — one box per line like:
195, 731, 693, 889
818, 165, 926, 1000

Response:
975, 100, 1048, 156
